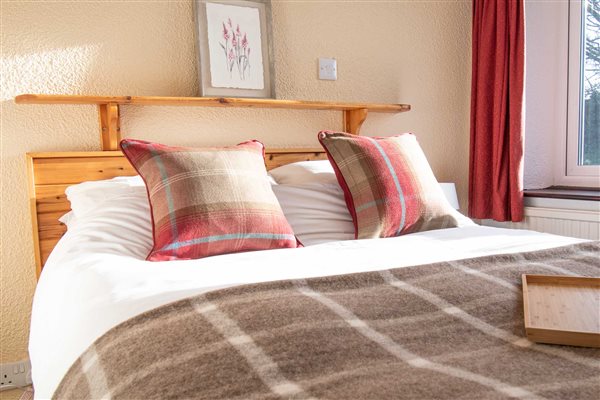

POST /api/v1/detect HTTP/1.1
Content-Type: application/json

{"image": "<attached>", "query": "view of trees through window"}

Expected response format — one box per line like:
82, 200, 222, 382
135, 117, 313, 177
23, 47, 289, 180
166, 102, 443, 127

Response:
583, 0, 600, 165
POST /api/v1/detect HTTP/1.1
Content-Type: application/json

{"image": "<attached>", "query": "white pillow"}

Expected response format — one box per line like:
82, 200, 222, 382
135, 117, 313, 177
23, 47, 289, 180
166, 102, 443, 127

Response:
61, 162, 474, 247
62, 172, 353, 246
60, 186, 154, 260
65, 175, 145, 219
271, 183, 355, 246
269, 160, 475, 232
269, 160, 338, 185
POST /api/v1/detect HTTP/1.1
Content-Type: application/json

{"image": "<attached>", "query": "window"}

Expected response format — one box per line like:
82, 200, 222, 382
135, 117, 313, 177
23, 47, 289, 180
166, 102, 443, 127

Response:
560, 0, 600, 186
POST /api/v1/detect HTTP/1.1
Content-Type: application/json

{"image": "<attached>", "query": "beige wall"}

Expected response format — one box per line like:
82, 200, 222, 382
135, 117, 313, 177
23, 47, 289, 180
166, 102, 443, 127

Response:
1, 0, 472, 363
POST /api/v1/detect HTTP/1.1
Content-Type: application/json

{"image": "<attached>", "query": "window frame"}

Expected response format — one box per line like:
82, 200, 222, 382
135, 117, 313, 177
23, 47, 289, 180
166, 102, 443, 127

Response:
556, 0, 600, 187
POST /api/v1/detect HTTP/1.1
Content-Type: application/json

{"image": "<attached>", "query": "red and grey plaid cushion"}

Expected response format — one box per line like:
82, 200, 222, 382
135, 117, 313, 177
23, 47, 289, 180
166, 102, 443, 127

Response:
121, 139, 298, 261
318, 131, 459, 239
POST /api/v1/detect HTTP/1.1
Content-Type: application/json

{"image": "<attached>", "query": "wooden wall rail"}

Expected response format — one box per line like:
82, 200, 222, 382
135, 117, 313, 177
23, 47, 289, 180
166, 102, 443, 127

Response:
15, 94, 410, 150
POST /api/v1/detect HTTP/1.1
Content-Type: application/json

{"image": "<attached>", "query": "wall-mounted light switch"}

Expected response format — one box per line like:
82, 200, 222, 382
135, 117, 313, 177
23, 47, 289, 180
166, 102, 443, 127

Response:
319, 58, 337, 80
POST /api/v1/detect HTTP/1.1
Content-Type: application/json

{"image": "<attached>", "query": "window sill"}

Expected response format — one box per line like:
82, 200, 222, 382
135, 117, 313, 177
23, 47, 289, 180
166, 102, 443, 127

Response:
524, 187, 600, 201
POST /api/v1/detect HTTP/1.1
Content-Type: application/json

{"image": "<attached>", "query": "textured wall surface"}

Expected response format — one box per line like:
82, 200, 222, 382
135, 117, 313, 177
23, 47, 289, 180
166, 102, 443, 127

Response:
1, 0, 472, 363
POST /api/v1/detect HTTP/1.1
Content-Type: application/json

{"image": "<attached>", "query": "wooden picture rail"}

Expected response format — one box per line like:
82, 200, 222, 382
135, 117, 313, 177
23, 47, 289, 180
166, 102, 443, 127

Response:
15, 94, 410, 150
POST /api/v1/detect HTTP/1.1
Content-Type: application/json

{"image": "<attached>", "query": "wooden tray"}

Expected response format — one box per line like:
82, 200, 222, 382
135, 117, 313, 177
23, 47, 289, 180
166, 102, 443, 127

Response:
522, 274, 600, 348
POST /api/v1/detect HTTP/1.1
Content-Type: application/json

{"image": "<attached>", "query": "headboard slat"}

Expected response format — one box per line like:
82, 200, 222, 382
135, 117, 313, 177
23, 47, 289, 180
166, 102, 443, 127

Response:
33, 156, 136, 185
35, 185, 71, 213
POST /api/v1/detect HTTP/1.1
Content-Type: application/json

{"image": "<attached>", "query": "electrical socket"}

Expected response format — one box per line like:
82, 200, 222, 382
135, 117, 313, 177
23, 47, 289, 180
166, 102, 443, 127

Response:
0, 360, 32, 391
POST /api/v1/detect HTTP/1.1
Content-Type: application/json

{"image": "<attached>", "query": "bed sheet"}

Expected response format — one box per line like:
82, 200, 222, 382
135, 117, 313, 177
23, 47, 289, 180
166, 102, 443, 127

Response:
29, 224, 584, 399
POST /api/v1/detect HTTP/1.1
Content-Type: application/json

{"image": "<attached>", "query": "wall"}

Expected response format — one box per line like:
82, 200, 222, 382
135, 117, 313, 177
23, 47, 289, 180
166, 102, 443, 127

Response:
1, 0, 472, 366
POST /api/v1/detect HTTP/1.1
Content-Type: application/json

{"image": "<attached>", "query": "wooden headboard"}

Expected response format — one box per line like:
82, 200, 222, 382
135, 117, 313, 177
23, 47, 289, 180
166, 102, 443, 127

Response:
27, 148, 327, 278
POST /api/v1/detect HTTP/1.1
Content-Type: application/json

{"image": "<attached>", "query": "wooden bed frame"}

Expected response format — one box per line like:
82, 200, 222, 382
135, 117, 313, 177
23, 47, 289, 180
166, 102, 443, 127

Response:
19, 94, 410, 278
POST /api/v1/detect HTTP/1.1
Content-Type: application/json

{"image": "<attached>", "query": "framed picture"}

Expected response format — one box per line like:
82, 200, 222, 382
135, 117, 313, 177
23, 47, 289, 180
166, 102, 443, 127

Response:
194, 0, 276, 98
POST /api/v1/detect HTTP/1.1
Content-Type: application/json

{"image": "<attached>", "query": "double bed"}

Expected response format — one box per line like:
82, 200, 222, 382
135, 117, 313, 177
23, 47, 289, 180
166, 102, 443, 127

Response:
31, 222, 595, 398
22, 95, 599, 399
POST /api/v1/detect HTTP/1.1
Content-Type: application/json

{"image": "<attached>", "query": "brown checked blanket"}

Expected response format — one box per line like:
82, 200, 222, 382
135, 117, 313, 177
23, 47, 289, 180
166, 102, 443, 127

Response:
54, 242, 600, 399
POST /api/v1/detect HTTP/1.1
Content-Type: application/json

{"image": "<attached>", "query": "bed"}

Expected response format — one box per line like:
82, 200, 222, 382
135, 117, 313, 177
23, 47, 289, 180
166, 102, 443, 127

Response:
23, 96, 599, 399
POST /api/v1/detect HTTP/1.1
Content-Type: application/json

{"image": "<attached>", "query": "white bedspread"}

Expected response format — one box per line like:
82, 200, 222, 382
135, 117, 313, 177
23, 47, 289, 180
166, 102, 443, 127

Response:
30, 223, 584, 399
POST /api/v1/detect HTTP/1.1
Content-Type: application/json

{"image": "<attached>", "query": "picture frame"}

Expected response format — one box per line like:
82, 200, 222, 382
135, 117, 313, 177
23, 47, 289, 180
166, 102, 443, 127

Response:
194, 0, 276, 98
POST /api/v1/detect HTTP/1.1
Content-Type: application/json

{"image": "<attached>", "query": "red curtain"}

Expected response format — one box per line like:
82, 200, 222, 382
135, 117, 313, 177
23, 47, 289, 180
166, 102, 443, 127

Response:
469, 0, 525, 222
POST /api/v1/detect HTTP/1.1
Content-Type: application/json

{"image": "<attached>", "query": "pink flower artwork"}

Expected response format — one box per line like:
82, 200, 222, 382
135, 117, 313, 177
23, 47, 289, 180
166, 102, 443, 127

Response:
219, 17, 251, 80
222, 23, 229, 41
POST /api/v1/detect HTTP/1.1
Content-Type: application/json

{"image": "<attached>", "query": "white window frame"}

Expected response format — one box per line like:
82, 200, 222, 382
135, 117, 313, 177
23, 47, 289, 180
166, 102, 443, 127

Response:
556, 0, 600, 187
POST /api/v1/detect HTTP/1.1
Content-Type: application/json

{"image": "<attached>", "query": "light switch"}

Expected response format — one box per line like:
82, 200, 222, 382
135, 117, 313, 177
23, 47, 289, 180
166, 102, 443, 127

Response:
319, 58, 337, 80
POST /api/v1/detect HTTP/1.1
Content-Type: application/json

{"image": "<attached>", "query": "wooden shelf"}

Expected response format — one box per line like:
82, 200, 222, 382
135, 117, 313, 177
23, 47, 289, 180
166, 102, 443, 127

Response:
15, 94, 409, 112
15, 94, 411, 150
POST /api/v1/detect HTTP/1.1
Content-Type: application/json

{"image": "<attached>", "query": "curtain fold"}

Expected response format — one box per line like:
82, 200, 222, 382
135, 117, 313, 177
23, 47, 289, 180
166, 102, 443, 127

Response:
469, 0, 525, 222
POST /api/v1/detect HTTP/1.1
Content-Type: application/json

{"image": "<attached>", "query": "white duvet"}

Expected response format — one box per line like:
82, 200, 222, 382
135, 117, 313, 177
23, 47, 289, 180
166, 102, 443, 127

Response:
30, 215, 584, 398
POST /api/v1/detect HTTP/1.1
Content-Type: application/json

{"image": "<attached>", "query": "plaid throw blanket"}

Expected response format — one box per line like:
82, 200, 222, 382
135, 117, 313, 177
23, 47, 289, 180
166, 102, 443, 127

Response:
54, 242, 600, 399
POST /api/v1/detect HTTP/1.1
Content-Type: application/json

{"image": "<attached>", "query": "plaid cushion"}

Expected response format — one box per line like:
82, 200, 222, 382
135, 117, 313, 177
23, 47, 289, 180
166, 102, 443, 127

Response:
318, 131, 460, 239
120, 139, 298, 261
